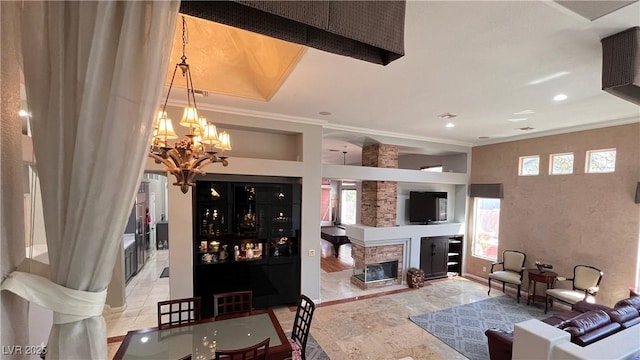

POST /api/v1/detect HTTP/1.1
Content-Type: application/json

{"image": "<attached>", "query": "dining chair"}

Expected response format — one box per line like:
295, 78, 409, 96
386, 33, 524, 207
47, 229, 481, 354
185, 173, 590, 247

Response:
545, 264, 604, 313
289, 294, 316, 360
213, 290, 253, 320
157, 296, 201, 329
214, 337, 270, 360
487, 250, 526, 303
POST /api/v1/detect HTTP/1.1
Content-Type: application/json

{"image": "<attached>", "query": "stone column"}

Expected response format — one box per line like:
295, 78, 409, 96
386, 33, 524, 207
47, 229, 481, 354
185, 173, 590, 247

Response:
360, 144, 398, 227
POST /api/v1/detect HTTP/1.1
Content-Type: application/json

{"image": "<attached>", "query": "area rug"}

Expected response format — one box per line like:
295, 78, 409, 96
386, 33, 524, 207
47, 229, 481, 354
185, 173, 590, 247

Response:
286, 332, 330, 360
159, 267, 169, 278
409, 295, 553, 360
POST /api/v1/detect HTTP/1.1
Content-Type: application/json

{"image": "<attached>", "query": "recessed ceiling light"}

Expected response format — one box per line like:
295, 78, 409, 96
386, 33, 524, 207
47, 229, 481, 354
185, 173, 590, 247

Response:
18, 109, 30, 117
513, 110, 535, 115
445, 122, 455, 128
438, 112, 457, 120
507, 118, 528, 122
553, 94, 568, 101
518, 126, 535, 131
319, 111, 332, 116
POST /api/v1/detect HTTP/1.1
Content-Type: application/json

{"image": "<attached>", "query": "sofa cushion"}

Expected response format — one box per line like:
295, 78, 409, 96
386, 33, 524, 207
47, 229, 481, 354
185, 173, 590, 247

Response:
542, 310, 582, 326
608, 305, 639, 323
615, 295, 640, 310
571, 300, 612, 313
560, 310, 611, 336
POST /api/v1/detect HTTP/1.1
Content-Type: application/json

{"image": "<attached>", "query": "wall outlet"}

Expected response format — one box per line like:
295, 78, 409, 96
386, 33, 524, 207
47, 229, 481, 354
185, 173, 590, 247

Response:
308, 249, 316, 257
482, 266, 487, 272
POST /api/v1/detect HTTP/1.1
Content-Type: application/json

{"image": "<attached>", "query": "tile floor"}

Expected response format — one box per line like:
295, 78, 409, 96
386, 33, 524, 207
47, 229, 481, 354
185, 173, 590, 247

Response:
107, 243, 494, 359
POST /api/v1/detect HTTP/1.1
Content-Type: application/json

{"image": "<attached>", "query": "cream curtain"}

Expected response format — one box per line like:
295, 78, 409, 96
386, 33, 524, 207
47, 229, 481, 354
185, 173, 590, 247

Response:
12, 1, 178, 358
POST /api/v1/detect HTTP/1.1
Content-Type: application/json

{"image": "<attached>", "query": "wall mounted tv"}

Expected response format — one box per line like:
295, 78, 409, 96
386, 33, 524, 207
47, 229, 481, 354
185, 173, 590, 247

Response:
409, 191, 447, 224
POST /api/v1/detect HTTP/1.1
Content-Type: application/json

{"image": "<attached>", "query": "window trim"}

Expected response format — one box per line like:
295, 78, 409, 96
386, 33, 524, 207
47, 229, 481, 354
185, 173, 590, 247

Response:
549, 152, 574, 175
585, 148, 616, 174
519, 155, 540, 176
471, 197, 500, 262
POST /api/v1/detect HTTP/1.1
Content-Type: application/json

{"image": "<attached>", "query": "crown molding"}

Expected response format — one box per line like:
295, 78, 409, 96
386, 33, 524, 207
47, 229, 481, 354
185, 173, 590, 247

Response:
475, 116, 640, 146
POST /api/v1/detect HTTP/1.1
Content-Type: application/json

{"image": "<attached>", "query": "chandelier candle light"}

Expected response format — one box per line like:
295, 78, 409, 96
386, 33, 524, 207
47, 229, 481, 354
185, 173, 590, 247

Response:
150, 16, 231, 194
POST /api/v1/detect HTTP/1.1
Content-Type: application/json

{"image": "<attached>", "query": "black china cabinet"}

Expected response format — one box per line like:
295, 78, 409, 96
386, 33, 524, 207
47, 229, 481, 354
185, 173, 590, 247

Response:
193, 178, 301, 318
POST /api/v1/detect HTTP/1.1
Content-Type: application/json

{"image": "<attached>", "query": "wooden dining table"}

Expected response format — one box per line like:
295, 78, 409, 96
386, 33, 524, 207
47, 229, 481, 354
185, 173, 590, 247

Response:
113, 309, 291, 360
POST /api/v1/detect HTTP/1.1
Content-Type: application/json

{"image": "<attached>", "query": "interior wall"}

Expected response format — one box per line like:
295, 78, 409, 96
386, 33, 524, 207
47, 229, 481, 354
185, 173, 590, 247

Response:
467, 123, 640, 306
398, 153, 468, 173
150, 110, 323, 302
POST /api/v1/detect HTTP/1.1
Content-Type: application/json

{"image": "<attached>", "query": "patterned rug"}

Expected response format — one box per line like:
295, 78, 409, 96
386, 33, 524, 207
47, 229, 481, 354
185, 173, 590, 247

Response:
286, 331, 330, 360
409, 295, 552, 360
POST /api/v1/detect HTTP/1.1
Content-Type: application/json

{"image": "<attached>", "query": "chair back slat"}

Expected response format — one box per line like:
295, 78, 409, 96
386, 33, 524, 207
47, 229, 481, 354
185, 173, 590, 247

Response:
157, 297, 201, 329
213, 291, 253, 319
291, 294, 316, 360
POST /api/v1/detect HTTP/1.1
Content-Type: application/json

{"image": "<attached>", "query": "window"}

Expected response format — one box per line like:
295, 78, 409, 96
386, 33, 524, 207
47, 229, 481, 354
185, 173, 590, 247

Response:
519, 155, 539, 176
550, 153, 574, 175
472, 198, 500, 261
421, 166, 443, 172
586, 149, 616, 173
340, 189, 357, 225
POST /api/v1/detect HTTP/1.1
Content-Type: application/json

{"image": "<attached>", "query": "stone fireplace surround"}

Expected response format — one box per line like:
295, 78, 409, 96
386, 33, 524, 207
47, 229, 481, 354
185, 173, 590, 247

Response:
345, 222, 465, 289
351, 243, 403, 289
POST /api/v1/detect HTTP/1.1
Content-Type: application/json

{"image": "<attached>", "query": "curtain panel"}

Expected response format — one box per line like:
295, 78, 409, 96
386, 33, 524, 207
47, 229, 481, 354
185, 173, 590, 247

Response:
8, 2, 179, 358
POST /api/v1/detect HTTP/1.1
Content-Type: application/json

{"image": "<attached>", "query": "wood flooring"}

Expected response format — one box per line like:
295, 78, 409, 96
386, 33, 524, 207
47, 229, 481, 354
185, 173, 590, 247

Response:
320, 254, 353, 273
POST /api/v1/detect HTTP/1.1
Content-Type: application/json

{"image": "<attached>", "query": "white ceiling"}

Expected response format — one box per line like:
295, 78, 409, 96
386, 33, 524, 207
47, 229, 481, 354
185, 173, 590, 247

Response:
188, 1, 640, 164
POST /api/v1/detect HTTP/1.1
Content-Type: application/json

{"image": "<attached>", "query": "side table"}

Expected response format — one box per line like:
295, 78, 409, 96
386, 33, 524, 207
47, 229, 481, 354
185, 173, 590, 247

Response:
527, 269, 558, 306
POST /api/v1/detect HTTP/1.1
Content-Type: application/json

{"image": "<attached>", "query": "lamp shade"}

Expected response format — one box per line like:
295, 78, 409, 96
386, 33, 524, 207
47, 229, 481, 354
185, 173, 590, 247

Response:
180, 106, 200, 129
217, 131, 232, 151
201, 123, 220, 145
156, 116, 178, 139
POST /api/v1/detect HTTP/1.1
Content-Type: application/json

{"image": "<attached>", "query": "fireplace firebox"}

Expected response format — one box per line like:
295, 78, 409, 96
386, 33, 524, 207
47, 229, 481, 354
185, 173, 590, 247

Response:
354, 260, 398, 283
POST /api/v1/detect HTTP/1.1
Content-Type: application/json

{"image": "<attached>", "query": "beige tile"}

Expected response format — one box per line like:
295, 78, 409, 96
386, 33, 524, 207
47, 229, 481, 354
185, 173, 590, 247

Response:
108, 248, 496, 360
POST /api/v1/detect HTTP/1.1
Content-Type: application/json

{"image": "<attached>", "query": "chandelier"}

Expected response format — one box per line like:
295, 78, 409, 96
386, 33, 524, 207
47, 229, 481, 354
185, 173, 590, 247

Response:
150, 17, 231, 194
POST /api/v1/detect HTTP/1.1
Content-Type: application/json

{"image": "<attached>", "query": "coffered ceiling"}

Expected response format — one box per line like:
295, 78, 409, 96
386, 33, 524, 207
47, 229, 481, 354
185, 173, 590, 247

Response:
171, 1, 639, 164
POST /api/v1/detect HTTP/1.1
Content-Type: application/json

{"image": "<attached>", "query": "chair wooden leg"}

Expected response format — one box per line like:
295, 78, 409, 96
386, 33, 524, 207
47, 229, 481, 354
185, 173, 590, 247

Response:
488, 278, 492, 296
517, 285, 521, 303
545, 295, 549, 314
502, 282, 505, 293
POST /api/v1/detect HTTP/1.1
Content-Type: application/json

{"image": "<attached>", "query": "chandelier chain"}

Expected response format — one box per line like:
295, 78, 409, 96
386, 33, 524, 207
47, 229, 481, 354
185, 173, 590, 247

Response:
180, 16, 188, 63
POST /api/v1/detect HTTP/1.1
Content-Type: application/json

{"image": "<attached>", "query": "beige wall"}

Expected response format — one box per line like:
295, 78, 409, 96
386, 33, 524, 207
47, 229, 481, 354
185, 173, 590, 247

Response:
467, 123, 640, 306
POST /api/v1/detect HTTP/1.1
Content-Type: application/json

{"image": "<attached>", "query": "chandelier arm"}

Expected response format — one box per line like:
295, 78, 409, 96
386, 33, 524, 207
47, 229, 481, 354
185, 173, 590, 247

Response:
191, 155, 214, 170
148, 152, 179, 172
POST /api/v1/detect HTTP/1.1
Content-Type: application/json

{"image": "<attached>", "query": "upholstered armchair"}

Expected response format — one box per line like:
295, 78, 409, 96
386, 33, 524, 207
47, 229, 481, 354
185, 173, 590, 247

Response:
545, 264, 603, 313
488, 250, 526, 303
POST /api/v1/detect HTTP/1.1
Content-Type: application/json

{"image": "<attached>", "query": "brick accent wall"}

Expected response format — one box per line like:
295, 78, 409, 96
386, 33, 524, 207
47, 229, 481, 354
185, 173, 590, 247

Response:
361, 143, 399, 227
362, 144, 398, 168
351, 243, 404, 289
361, 181, 397, 227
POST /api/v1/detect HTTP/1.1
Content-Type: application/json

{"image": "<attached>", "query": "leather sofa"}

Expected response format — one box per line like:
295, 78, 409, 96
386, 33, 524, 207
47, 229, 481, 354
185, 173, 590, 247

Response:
485, 295, 640, 360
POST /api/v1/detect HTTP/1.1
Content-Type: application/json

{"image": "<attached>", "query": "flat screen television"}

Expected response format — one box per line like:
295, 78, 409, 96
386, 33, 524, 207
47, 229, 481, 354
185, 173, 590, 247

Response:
409, 191, 447, 224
